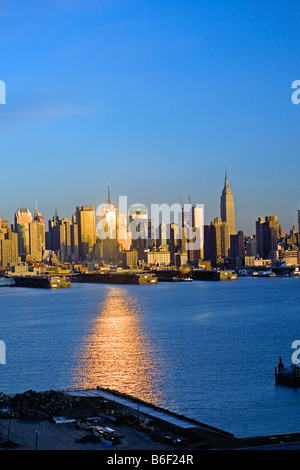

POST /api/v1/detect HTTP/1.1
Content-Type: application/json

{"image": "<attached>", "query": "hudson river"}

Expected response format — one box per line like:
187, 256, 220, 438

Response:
1, 277, 300, 438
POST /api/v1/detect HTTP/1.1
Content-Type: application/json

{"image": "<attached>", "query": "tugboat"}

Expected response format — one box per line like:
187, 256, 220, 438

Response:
275, 357, 300, 386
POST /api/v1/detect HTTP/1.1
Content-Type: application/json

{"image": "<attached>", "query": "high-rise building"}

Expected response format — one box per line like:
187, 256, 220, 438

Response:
204, 223, 218, 264
74, 205, 97, 260
220, 170, 235, 236
204, 217, 230, 266
168, 222, 180, 263
100, 182, 118, 240
117, 213, 131, 251
256, 216, 279, 259
0, 229, 18, 267
97, 182, 121, 261
221, 220, 230, 257
158, 222, 167, 248
29, 205, 46, 262
188, 204, 204, 263
51, 217, 79, 262
128, 204, 149, 257
14, 208, 32, 259
0, 212, 9, 236
230, 230, 244, 258
279, 224, 285, 239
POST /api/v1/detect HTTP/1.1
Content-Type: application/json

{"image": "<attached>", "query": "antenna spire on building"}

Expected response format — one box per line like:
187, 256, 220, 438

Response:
220, 169, 235, 235
107, 179, 111, 204
34, 201, 38, 219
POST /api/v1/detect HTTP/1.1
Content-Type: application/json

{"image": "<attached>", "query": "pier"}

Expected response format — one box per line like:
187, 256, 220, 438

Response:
67, 387, 234, 438
2, 387, 300, 450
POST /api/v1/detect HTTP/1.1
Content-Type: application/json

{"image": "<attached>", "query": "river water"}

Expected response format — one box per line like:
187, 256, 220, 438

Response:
0, 277, 300, 438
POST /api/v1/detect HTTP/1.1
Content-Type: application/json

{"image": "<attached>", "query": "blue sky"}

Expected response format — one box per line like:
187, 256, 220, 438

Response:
0, 0, 299, 235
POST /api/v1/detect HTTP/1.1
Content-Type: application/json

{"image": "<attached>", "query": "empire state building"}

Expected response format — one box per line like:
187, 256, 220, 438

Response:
220, 171, 235, 236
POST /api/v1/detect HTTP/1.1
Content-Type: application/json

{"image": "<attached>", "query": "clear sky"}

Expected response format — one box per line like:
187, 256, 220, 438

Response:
0, 0, 299, 235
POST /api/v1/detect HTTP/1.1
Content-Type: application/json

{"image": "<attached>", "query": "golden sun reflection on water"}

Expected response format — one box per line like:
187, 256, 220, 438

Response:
75, 287, 161, 404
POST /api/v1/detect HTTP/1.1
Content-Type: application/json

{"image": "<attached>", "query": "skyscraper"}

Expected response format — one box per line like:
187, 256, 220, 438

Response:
0, 229, 18, 267
230, 230, 245, 258
14, 208, 32, 259
100, 182, 118, 241
29, 204, 46, 262
50, 217, 79, 262
97, 182, 121, 261
256, 216, 279, 259
189, 204, 204, 262
128, 204, 149, 255
204, 217, 230, 265
220, 170, 235, 236
74, 205, 97, 261
117, 213, 131, 251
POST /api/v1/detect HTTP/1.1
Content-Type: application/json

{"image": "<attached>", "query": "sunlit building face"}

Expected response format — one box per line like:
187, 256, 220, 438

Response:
102, 205, 117, 239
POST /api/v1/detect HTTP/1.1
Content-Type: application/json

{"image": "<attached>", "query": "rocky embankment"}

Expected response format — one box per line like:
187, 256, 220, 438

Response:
0, 389, 136, 424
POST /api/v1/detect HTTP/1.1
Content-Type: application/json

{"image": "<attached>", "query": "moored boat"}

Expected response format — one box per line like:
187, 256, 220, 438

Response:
275, 357, 300, 386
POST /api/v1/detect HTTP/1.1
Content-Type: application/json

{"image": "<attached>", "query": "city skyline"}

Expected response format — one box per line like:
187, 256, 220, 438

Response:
0, 177, 299, 238
0, 1, 299, 236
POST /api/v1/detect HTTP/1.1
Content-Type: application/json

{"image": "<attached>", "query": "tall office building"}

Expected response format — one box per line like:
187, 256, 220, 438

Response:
188, 204, 204, 263
230, 230, 244, 258
117, 213, 131, 251
74, 205, 97, 261
14, 208, 32, 259
204, 217, 230, 265
51, 217, 79, 262
100, 182, 118, 240
0, 212, 9, 236
169, 222, 180, 263
0, 229, 18, 267
29, 205, 46, 262
128, 204, 149, 256
220, 170, 235, 236
204, 223, 218, 264
97, 182, 121, 261
158, 222, 167, 247
256, 216, 279, 259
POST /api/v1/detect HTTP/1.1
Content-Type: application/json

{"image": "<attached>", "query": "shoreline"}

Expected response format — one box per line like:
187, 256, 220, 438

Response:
1, 388, 300, 450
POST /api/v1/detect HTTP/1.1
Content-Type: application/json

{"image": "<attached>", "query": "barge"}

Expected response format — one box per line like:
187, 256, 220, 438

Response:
13, 275, 71, 289
275, 357, 300, 386
79, 272, 158, 285
192, 269, 238, 281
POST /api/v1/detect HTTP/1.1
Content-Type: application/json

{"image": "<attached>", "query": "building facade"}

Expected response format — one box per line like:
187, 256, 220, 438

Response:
74, 205, 97, 261
14, 208, 32, 259
256, 216, 279, 259
220, 171, 235, 236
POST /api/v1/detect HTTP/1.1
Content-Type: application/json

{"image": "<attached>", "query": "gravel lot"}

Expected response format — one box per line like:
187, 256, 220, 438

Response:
0, 418, 175, 450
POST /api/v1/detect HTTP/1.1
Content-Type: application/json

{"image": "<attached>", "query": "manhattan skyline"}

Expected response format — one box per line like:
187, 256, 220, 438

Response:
0, 1, 299, 234
0, 173, 298, 239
